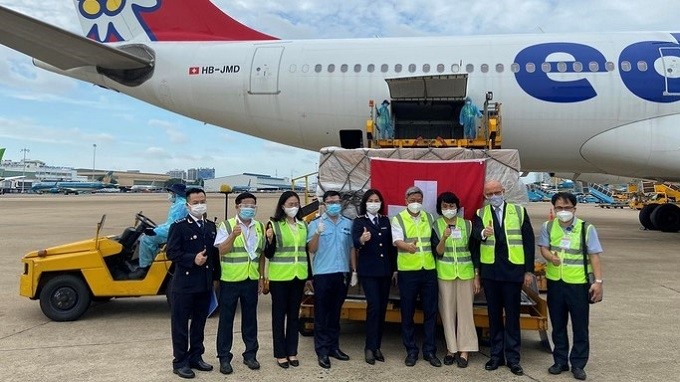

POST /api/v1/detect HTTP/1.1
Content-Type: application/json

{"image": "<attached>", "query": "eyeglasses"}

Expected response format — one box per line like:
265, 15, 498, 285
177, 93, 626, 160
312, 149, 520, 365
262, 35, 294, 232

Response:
239, 204, 257, 209
554, 206, 575, 211
325, 201, 341, 205
485, 191, 503, 197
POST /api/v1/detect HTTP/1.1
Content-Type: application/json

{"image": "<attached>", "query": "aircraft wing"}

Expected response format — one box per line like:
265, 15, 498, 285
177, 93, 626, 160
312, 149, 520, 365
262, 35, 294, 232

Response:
0, 176, 25, 182
0, 5, 151, 70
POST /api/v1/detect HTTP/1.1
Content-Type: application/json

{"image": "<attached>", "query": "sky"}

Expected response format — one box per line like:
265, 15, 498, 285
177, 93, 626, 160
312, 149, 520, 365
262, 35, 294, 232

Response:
0, 0, 677, 178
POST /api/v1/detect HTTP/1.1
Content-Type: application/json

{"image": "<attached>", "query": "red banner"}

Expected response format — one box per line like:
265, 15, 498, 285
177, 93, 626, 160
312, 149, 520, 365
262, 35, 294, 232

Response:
370, 158, 486, 220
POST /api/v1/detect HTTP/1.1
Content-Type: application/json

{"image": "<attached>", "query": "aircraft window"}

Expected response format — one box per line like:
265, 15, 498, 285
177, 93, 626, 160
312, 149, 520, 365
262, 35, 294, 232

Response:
437, 64, 445, 73
354, 64, 361, 73
511, 63, 520, 73
588, 61, 599, 72
423, 64, 431, 73
328, 64, 336, 73
620, 61, 631, 72
466, 64, 474, 73
481, 64, 489, 73
340, 64, 348, 73
381, 64, 389, 73
452, 63, 460, 73
637, 61, 648, 71
496, 63, 504, 73
408, 64, 416, 73
541, 62, 551, 73
315, 64, 322, 73
368, 64, 375, 73
525, 62, 535, 73
605, 61, 615, 72
395, 64, 403, 73
289, 64, 297, 73
301, 64, 310, 73
557, 62, 567, 72
573, 61, 583, 72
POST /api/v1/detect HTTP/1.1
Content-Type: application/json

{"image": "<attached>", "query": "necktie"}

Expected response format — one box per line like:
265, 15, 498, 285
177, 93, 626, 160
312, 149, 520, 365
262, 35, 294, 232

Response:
373, 217, 378, 226
494, 207, 502, 225
197, 220, 202, 228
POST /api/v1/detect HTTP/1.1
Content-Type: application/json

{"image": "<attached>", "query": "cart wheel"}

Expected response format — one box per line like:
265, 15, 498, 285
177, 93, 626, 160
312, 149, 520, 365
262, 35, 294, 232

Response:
39, 274, 91, 321
299, 317, 314, 337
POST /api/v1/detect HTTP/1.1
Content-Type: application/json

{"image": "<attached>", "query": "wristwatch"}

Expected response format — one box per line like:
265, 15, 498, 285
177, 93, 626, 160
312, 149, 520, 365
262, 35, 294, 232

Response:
595, 279, 603, 284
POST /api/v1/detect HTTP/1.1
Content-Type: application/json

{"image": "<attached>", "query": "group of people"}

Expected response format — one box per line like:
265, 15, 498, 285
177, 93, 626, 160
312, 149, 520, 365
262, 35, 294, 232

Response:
163, 182, 603, 381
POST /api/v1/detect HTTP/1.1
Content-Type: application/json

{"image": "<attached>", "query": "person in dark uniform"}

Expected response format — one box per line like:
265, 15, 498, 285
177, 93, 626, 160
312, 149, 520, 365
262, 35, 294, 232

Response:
166, 187, 220, 379
472, 180, 535, 376
351, 189, 396, 364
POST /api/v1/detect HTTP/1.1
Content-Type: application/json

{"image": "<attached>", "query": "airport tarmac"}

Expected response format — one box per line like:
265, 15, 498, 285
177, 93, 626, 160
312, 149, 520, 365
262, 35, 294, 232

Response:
1, 193, 679, 382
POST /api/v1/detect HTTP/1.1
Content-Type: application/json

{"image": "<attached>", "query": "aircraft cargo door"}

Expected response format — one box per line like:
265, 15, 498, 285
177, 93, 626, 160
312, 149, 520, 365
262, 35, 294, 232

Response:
249, 46, 284, 94
659, 47, 680, 96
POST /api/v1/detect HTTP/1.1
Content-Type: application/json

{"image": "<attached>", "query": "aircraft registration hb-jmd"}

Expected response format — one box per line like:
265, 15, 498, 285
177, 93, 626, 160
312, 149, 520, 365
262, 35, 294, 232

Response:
1, 1, 680, 184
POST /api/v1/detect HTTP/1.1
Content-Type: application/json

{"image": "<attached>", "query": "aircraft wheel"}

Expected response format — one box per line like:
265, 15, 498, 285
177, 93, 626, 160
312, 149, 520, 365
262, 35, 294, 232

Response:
39, 274, 91, 321
639, 204, 659, 230
650, 204, 680, 232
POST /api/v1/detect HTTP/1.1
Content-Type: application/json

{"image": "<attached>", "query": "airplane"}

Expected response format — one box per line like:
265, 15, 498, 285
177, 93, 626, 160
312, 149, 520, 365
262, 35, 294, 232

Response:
31, 181, 119, 195
1, 2, 680, 219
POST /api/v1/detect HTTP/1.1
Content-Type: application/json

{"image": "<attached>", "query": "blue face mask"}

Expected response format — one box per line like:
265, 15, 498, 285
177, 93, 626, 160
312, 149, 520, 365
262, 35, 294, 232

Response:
239, 207, 256, 220
326, 203, 342, 216
488, 194, 504, 207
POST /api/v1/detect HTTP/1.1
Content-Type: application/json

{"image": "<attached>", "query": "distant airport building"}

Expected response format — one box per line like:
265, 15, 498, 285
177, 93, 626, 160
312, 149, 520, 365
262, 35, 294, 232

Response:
167, 169, 187, 180
1, 159, 81, 181
188, 167, 216, 181
204, 173, 291, 193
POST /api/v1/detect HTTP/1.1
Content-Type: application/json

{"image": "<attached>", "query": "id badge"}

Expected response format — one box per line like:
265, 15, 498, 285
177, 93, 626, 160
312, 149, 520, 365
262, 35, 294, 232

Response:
450, 228, 462, 240
560, 237, 571, 249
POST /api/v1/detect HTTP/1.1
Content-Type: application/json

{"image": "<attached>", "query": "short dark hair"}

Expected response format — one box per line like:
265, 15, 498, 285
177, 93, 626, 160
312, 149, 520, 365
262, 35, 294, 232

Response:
359, 189, 385, 215
185, 187, 205, 199
272, 191, 302, 221
322, 190, 341, 202
235, 192, 257, 205
551, 192, 577, 207
436, 192, 460, 215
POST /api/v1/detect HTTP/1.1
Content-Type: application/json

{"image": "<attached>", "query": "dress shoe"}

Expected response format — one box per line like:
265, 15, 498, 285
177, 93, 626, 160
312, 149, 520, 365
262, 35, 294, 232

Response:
189, 359, 213, 371
173, 366, 195, 379
219, 360, 233, 375
508, 363, 524, 376
276, 360, 289, 369
329, 349, 350, 361
365, 349, 375, 365
128, 267, 148, 280
572, 367, 587, 380
243, 358, 260, 370
318, 355, 331, 369
423, 353, 442, 367
456, 355, 469, 368
374, 349, 385, 362
549, 363, 569, 374
443, 354, 456, 365
484, 359, 505, 371
288, 358, 299, 367
404, 355, 418, 367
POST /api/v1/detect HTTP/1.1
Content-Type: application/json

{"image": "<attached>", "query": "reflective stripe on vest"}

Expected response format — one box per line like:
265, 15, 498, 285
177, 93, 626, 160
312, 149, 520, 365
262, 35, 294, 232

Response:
545, 219, 592, 284
268, 219, 309, 281
219, 218, 264, 282
476, 203, 526, 265
434, 217, 474, 280
392, 209, 436, 271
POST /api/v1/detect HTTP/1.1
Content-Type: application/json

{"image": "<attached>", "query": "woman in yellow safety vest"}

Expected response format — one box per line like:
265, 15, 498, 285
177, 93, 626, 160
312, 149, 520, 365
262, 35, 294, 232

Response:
263, 191, 309, 369
431, 192, 481, 368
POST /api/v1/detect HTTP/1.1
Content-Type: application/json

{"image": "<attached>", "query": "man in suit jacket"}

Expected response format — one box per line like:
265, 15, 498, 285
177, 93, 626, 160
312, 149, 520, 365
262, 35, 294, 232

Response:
472, 180, 535, 376
166, 187, 220, 379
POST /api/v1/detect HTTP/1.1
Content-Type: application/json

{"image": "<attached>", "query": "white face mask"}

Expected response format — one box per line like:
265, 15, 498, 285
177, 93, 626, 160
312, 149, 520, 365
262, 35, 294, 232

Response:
556, 210, 574, 223
366, 202, 381, 215
442, 208, 457, 219
407, 202, 422, 214
284, 207, 299, 218
188, 203, 207, 218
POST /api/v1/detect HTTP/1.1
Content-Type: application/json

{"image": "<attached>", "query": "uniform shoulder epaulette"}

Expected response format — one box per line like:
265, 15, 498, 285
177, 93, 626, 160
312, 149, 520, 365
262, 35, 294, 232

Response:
174, 217, 187, 223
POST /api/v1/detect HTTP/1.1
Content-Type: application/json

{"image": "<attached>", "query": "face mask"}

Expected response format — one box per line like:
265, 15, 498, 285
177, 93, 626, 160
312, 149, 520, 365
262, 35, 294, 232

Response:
239, 207, 256, 220
189, 203, 207, 218
284, 207, 299, 218
366, 202, 381, 215
326, 203, 342, 216
407, 202, 422, 214
487, 194, 504, 207
556, 210, 574, 223
442, 209, 457, 219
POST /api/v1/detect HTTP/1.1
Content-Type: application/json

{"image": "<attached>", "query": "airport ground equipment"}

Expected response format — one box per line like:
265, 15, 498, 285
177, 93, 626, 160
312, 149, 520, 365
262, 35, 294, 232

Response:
584, 183, 628, 209
633, 181, 680, 232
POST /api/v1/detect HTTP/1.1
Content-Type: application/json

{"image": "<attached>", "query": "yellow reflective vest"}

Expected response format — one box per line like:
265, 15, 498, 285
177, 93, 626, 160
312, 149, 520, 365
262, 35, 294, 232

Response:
476, 203, 526, 265
434, 217, 474, 280
218, 218, 264, 282
545, 219, 592, 284
268, 219, 309, 281
392, 209, 436, 271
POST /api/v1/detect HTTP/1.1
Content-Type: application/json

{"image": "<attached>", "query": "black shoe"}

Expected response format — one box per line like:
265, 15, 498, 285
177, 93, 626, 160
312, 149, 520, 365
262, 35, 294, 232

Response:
329, 349, 350, 361
404, 355, 418, 367
173, 366, 195, 379
189, 359, 213, 371
318, 355, 331, 369
277, 360, 289, 369
549, 364, 569, 374
219, 360, 233, 375
288, 358, 299, 367
423, 353, 442, 367
456, 355, 469, 368
484, 358, 505, 371
365, 349, 375, 365
374, 349, 385, 362
128, 267, 149, 279
243, 358, 260, 370
508, 363, 524, 376
443, 354, 456, 366
572, 367, 587, 380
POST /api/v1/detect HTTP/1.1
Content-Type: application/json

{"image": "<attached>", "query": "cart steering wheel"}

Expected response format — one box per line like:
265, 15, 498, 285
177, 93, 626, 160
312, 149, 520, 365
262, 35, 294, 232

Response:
135, 212, 158, 228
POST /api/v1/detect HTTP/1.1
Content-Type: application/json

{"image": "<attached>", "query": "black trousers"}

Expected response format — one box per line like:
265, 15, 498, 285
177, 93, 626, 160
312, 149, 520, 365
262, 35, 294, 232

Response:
398, 269, 438, 357
547, 280, 590, 369
482, 278, 522, 364
313, 272, 349, 356
269, 278, 305, 358
171, 291, 211, 369
361, 275, 391, 351
216, 279, 259, 362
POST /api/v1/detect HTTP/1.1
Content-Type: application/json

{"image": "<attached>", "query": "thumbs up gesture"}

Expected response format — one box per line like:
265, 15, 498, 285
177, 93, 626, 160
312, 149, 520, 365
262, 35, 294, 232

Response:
265, 222, 274, 242
483, 220, 494, 238
231, 224, 242, 238
443, 226, 452, 239
316, 221, 325, 234
360, 227, 371, 244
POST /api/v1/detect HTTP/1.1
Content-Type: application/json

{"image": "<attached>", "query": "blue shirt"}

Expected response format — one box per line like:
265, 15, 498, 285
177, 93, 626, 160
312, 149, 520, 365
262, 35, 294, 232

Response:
538, 220, 603, 254
307, 214, 354, 275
